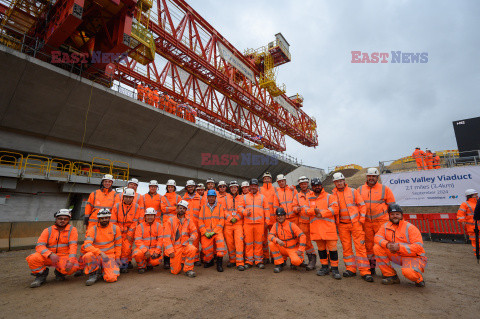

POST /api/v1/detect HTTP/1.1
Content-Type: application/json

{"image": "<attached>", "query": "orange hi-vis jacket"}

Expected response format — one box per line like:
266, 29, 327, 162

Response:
183, 192, 202, 222
357, 183, 396, 222
225, 193, 244, 226
425, 152, 433, 168
35, 224, 78, 260
260, 183, 276, 224
198, 203, 225, 235
273, 186, 297, 220
433, 155, 441, 169
293, 190, 315, 224
114, 192, 145, 210
217, 193, 228, 207
457, 198, 478, 233
306, 189, 339, 241
268, 221, 306, 250
143, 192, 161, 211
163, 216, 198, 256
161, 192, 182, 219
111, 202, 143, 238
412, 149, 426, 161
134, 221, 163, 255
85, 188, 116, 225
374, 220, 426, 258
84, 223, 122, 258
239, 193, 270, 225
332, 185, 366, 224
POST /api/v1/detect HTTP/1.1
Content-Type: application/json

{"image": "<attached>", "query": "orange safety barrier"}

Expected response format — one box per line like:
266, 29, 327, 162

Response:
404, 213, 467, 243
404, 214, 431, 235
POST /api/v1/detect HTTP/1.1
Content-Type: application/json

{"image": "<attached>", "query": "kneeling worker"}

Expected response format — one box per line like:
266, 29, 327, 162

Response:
26, 209, 79, 288
374, 204, 427, 287
268, 208, 306, 273
163, 200, 198, 277
132, 208, 163, 273
83, 209, 122, 286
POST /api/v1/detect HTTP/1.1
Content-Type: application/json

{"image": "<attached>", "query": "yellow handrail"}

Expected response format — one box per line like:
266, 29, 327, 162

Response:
0, 151, 23, 169
24, 154, 50, 175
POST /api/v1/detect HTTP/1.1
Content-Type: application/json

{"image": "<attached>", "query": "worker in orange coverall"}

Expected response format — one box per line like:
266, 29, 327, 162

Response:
160, 179, 181, 269
111, 188, 143, 273
306, 178, 342, 280
412, 147, 426, 170
332, 172, 373, 282
424, 149, 434, 170
457, 189, 478, 254
260, 172, 275, 264
26, 209, 79, 288
273, 174, 298, 225
83, 208, 122, 286
132, 208, 163, 273
143, 180, 162, 222
357, 168, 396, 275
268, 208, 306, 273
374, 203, 427, 287
433, 152, 441, 169
163, 200, 198, 277
84, 174, 116, 229
224, 181, 245, 271
183, 180, 202, 266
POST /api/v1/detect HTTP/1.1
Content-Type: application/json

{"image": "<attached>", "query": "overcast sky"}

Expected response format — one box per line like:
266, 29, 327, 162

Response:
188, 0, 480, 170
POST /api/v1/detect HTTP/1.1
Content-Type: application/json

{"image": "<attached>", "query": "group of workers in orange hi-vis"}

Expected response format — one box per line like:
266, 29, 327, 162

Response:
27, 170, 431, 288
136, 83, 196, 123
412, 147, 441, 170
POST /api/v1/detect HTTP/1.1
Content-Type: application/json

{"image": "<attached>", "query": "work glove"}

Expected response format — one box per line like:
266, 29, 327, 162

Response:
49, 253, 60, 264
205, 232, 213, 239
276, 238, 285, 247
65, 261, 73, 272
231, 217, 237, 223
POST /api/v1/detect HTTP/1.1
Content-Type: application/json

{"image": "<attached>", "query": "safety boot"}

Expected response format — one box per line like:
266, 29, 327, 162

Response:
194, 261, 202, 267
30, 268, 49, 288
381, 275, 400, 285
256, 263, 265, 269
73, 269, 84, 277
204, 259, 215, 268
244, 263, 252, 269
237, 265, 245, 271
216, 257, 224, 272
185, 270, 196, 278
273, 264, 283, 273
316, 265, 329, 276
331, 267, 342, 280
146, 265, 154, 271
362, 274, 374, 282
370, 267, 376, 276
54, 269, 66, 281
343, 270, 357, 277
127, 261, 134, 269
85, 270, 100, 286
415, 280, 426, 287
227, 262, 236, 268
163, 256, 171, 269
306, 254, 317, 271
263, 258, 271, 265
120, 265, 128, 274
138, 268, 146, 274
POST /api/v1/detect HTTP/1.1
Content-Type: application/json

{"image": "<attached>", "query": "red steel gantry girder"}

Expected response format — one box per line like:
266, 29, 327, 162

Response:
115, 0, 318, 152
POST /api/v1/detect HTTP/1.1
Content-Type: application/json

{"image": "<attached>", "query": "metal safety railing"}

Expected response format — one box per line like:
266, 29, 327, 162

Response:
0, 150, 130, 181
379, 150, 479, 174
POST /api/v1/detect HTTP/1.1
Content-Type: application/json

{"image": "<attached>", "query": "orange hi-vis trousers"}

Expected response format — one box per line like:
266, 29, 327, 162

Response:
170, 244, 197, 274
201, 233, 226, 263
224, 223, 244, 266
268, 241, 304, 266
26, 253, 79, 275
363, 219, 386, 267
338, 222, 370, 275
299, 222, 315, 254
132, 249, 161, 269
374, 244, 426, 283
244, 223, 264, 265
83, 252, 120, 283
315, 240, 339, 267
120, 233, 134, 264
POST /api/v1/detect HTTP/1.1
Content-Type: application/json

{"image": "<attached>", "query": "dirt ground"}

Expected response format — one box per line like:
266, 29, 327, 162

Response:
1, 241, 479, 319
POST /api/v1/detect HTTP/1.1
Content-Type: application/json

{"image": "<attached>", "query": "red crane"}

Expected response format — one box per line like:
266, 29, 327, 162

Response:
0, 0, 318, 152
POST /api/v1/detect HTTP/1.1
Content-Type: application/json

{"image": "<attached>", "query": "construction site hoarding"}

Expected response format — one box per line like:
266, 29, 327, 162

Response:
381, 166, 480, 206
217, 42, 255, 82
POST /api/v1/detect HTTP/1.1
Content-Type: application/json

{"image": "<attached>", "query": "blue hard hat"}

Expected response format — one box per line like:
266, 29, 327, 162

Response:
207, 190, 217, 196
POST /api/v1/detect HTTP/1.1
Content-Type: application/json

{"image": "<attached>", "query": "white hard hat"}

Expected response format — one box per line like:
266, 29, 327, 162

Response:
332, 172, 345, 181
241, 181, 250, 187
298, 176, 309, 184
366, 168, 380, 176
123, 188, 135, 197
128, 178, 139, 185
229, 180, 239, 187
166, 179, 176, 187
206, 178, 215, 184
276, 174, 286, 182
54, 209, 72, 218
196, 183, 205, 189
262, 172, 272, 179
102, 174, 114, 181
465, 189, 478, 196
177, 200, 189, 208
149, 180, 159, 187
145, 207, 157, 215
97, 208, 111, 217
186, 180, 196, 187
218, 181, 227, 186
